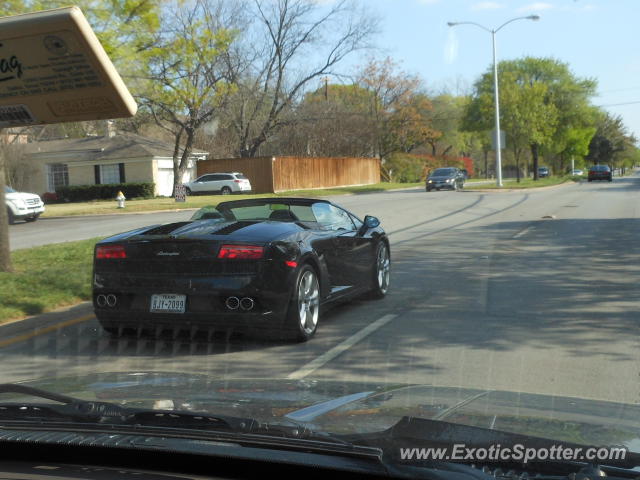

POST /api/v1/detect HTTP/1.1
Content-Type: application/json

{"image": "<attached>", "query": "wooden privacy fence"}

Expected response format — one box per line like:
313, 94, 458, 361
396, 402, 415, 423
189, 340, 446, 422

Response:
196, 156, 380, 194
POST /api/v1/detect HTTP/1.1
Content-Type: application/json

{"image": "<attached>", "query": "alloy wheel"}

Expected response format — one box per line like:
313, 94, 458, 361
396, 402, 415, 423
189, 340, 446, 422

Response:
297, 270, 320, 335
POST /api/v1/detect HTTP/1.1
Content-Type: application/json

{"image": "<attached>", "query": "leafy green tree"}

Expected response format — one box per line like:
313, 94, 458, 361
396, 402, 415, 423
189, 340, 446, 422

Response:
464, 67, 557, 181
139, 0, 236, 196
464, 57, 596, 180
587, 111, 637, 173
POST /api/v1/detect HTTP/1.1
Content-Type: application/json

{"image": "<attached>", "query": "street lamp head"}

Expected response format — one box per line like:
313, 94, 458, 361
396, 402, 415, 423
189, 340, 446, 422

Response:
447, 22, 457, 27
527, 15, 540, 21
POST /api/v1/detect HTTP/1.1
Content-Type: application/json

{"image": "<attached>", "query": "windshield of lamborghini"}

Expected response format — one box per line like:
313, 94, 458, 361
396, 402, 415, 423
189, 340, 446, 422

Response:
3, 0, 640, 466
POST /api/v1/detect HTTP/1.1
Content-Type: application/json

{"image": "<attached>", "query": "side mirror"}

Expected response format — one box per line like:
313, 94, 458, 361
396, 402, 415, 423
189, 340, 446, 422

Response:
363, 215, 380, 229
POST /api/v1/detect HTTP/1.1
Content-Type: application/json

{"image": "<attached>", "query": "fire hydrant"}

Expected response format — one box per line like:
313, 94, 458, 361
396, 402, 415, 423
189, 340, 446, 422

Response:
116, 191, 126, 208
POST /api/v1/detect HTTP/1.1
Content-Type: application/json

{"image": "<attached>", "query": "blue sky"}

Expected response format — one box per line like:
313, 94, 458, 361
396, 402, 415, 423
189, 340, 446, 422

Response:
353, 0, 640, 139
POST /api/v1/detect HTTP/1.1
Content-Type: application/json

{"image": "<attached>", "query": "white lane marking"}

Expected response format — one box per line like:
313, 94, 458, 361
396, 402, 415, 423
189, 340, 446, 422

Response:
512, 226, 533, 239
287, 314, 398, 380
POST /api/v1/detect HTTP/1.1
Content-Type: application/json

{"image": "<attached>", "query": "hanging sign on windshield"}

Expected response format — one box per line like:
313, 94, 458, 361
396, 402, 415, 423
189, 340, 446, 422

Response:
0, 6, 136, 127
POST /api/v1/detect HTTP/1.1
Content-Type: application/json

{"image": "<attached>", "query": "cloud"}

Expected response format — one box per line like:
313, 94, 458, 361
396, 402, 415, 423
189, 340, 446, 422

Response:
471, 2, 504, 10
517, 2, 554, 13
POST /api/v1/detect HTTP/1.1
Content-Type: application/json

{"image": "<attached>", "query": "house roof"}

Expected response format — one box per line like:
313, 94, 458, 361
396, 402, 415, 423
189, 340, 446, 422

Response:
25, 132, 208, 162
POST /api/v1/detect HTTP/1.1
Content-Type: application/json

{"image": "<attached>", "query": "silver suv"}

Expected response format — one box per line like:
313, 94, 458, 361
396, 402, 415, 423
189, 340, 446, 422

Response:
5, 186, 45, 224
183, 172, 252, 195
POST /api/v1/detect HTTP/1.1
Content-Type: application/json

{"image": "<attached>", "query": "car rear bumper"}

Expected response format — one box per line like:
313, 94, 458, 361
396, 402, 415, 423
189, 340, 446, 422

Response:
93, 272, 293, 328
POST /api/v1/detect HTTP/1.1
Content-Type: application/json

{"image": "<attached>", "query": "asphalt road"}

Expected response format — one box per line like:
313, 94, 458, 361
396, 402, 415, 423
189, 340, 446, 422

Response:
2, 176, 639, 405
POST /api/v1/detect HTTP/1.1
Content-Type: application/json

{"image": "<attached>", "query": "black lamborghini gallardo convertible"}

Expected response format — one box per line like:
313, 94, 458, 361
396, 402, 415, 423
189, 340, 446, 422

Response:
92, 198, 390, 342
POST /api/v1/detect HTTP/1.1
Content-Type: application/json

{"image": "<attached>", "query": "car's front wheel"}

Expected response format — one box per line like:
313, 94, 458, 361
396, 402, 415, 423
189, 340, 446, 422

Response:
6, 208, 15, 225
369, 241, 390, 299
282, 264, 320, 342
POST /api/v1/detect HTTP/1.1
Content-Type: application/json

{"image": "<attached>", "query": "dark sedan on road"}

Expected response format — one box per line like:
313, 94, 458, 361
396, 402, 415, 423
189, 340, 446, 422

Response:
588, 165, 613, 182
426, 167, 465, 191
92, 198, 390, 342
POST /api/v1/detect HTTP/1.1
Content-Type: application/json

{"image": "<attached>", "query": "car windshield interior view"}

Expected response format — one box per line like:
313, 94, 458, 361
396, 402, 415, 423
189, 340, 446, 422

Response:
1, 1, 640, 479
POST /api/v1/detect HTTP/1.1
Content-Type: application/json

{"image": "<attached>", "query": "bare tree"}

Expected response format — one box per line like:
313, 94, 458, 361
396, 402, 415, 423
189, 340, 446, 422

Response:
223, 0, 378, 157
3, 144, 33, 191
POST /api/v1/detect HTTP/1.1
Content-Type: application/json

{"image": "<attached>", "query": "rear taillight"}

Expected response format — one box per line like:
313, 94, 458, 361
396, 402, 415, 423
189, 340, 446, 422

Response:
96, 245, 127, 259
218, 244, 264, 259
234, 179, 241, 183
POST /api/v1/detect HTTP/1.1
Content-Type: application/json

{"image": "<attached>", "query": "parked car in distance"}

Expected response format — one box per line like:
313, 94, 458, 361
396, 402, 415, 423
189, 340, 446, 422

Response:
538, 166, 550, 178
426, 167, 465, 192
588, 165, 612, 182
92, 198, 390, 342
5, 186, 45, 224
183, 172, 252, 195
571, 169, 584, 176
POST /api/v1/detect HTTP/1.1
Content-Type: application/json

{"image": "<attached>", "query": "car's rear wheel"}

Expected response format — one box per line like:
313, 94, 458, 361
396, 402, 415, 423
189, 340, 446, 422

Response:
282, 264, 320, 342
221, 186, 232, 195
6, 208, 15, 225
369, 242, 390, 299
185, 187, 192, 195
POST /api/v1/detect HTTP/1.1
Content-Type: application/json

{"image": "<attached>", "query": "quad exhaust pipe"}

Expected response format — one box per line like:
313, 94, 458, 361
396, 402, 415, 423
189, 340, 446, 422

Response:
106, 294, 117, 307
96, 294, 107, 307
96, 294, 118, 308
225, 296, 254, 311
225, 296, 240, 310
240, 297, 254, 311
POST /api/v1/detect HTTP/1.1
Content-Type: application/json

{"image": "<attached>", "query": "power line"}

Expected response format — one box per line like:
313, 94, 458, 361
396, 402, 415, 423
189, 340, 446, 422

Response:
598, 100, 640, 107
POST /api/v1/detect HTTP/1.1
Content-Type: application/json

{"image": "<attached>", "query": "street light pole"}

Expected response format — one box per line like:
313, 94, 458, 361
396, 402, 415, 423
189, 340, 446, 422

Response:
448, 15, 539, 187
491, 30, 502, 187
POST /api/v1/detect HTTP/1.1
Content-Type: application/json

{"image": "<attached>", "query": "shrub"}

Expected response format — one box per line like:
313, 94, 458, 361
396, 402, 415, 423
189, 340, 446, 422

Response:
57, 183, 155, 202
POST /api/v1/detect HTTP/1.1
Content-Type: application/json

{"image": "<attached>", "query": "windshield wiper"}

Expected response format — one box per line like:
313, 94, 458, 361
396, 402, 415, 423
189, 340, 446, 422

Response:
0, 383, 259, 432
0, 384, 378, 458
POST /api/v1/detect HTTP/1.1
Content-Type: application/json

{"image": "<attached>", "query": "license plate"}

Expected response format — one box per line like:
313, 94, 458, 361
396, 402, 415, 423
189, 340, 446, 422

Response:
150, 294, 186, 313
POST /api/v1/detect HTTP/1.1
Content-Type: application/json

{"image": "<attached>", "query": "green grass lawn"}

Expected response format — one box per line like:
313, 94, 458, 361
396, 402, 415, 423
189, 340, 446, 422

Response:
42, 182, 421, 217
464, 176, 575, 190
0, 238, 101, 323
